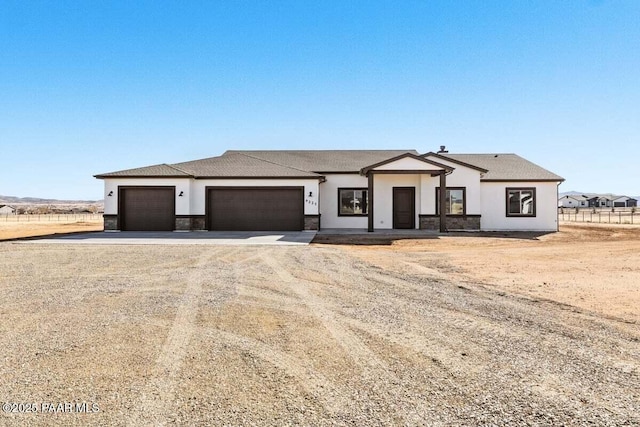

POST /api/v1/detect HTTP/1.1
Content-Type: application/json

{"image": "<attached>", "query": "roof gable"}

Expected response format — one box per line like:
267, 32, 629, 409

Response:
361, 153, 453, 175
422, 152, 488, 173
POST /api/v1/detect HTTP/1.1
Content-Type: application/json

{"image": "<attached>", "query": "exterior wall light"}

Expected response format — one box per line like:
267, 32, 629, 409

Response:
107, 191, 113, 197
178, 191, 184, 197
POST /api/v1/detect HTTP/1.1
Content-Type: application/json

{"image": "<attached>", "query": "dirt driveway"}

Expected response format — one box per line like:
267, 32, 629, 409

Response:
0, 242, 638, 425
327, 223, 640, 323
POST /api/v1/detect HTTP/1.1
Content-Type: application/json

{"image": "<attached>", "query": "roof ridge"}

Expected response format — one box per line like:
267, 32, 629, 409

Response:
164, 163, 193, 176
231, 152, 321, 175
225, 149, 418, 152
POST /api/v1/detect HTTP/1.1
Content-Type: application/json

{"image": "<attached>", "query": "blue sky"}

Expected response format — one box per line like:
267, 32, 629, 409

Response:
1, 0, 638, 199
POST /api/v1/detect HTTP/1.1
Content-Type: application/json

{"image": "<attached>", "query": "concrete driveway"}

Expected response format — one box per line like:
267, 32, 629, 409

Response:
19, 231, 317, 245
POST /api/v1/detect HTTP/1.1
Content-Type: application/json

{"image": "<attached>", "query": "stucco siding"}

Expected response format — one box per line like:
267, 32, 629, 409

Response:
424, 158, 482, 215
480, 181, 559, 231
103, 178, 191, 215
320, 174, 369, 228
374, 174, 421, 229
373, 156, 444, 171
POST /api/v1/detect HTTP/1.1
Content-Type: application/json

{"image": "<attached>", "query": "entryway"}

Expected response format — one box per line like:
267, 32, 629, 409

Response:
393, 187, 415, 229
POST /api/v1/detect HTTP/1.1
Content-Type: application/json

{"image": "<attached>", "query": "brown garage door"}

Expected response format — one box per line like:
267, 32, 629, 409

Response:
208, 187, 304, 231
119, 187, 175, 231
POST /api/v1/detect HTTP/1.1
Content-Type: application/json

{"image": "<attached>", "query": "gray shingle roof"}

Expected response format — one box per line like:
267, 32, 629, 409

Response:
562, 194, 590, 201
438, 153, 564, 181
224, 150, 418, 172
95, 149, 564, 182
173, 153, 321, 178
94, 163, 192, 178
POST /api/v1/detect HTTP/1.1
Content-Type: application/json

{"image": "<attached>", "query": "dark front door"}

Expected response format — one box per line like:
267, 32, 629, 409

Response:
393, 187, 415, 229
207, 187, 304, 231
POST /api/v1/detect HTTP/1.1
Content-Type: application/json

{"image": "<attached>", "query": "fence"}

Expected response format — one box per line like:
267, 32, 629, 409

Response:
0, 214, 103, 223
559, 210, 636, 224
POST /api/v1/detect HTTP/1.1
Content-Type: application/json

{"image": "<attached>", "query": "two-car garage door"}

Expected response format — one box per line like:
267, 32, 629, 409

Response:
207, 187, 304, 231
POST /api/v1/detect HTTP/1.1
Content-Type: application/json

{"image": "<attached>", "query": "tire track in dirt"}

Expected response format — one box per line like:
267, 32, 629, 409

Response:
200, 326, 352, 416
127, 251, 214, 427
260, 250, 430, 424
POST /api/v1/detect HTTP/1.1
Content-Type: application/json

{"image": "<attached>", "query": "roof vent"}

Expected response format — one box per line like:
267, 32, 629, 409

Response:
438, 145, 448, 153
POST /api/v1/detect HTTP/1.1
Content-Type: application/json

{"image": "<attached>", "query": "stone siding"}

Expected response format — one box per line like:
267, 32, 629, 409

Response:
104, 215, 118, 231
175, 217, 191, 231
419, 215, 481, 231
304, 215, 320, 231
175, 216, 206, 231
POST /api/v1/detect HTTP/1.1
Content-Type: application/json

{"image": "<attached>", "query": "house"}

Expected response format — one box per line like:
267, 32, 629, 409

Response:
0, 205, 16, 215
612, 195, 637, 208
95, 148, 564, 232
558, 194, 589, 208
565, 194, 638, 209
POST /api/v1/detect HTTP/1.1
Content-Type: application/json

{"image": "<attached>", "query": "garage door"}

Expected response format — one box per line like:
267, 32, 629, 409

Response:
119, 187, 175, 231
208, 187, 304, 231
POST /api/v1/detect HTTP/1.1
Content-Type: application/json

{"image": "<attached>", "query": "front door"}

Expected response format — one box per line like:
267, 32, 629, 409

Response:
393, 187, 415, 229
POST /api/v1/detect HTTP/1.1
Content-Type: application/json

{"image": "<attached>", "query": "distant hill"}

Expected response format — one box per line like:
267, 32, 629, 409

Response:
0, 195, 102, 205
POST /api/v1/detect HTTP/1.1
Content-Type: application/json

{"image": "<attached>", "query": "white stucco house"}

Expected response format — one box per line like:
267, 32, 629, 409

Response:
0, 205, 17, 215
95, 148, 564, 232
558, 194, 589, 208
560, 194, 638, 209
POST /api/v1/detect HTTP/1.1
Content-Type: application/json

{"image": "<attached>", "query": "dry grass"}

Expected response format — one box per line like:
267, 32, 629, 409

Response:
0, 220, 103, 240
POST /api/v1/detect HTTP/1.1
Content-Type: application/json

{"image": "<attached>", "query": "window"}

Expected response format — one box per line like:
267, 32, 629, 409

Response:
338, 188, 368, 216
506, 188, 536, 217
436, 187, 466, 215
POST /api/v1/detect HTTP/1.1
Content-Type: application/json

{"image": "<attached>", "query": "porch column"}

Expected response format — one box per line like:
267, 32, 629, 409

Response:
439, 172, 447, 232
368, 173, 374, 232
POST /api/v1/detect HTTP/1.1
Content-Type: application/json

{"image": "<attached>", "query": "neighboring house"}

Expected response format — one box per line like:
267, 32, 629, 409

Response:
558, 194, 589, 208
565, 194, 638, 208
612, 196, 637, 208
0, 205, 16, 215
95, 148, 565, 232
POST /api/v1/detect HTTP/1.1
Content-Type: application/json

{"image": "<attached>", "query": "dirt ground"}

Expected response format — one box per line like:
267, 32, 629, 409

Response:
321, 223, 640, 324
0, 237, 638, 425
0, 220, 103, 240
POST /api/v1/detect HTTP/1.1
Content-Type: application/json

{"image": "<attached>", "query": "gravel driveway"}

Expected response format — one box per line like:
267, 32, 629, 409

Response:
0, 243, 638, 426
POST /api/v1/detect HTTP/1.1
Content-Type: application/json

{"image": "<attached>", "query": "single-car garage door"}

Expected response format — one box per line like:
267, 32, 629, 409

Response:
208, 187, 304, 231
119, 187, 175, 231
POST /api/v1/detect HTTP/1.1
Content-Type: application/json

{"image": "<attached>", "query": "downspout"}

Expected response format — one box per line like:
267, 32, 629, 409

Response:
556, 182, 561, 232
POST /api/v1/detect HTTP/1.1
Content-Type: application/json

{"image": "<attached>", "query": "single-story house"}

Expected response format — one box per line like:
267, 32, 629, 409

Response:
612, 195, 637, 208
576, 194, 638, 208
0, 205, 16, 215
558, 194, 589, 208
95, 148, 565, 232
